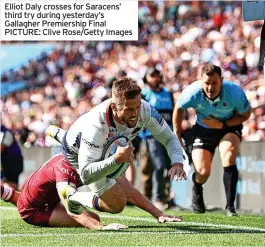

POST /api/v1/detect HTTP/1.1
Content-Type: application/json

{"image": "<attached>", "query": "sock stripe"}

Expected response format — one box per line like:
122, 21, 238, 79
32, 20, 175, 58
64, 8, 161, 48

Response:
2, 186, 14, 201
92, 196, 104, 212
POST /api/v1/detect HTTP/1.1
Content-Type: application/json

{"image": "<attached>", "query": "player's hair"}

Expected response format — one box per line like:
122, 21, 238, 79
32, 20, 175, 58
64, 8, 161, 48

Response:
112, 77, 141, 105
201, 64, 222, 77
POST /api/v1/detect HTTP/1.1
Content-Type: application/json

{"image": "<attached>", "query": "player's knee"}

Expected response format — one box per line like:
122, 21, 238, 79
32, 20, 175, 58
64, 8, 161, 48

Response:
221, 152, 237, 166
222, 158, 236, 167
109, 203, 126, 214
110, 204, 125, 214
109, 196, 127, 214
196, 168, 210, 179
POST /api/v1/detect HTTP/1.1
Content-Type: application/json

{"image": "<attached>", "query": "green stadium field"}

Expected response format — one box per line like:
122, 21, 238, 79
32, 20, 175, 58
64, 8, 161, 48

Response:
1, 202, 264, 246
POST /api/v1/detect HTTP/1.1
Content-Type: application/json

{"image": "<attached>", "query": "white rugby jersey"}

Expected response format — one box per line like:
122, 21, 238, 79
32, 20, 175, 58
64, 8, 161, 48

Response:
62, 99, 183, 184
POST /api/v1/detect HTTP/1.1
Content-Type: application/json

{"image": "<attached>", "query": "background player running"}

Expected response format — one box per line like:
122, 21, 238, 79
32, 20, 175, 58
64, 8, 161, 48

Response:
173, 64, 251, 216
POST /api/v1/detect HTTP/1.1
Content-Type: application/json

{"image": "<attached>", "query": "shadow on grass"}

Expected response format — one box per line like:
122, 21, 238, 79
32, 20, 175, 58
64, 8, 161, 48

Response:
128, 225, 265, 234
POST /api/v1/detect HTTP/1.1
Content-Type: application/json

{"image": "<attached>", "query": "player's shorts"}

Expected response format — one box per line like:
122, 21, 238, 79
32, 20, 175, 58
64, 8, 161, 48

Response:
88, 177, 116, 197
17, 197, 55, 227
192, 124, 243, 154
17, 173, 57, 226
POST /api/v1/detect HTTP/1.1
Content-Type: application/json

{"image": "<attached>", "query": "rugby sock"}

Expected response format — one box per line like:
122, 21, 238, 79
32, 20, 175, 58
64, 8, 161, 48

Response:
68, 191, 106, 212
223, 165, 238, 208
92, 196, 105, 212
0, 184, 14, 201
192, 173, 203, 192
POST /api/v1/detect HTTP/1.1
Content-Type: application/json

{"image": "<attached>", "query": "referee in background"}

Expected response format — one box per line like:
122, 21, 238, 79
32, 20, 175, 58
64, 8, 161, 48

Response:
173, 64, 251, 216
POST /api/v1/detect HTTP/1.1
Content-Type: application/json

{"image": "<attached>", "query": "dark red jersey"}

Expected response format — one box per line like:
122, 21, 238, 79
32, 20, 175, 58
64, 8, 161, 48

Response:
17, 153, 82, 226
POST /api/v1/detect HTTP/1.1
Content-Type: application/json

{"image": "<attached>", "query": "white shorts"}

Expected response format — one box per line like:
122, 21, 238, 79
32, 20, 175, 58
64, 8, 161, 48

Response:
87, 177, 116, 197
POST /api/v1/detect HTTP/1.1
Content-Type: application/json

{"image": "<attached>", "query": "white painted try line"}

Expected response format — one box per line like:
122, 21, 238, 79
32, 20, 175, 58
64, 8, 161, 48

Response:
1, 206, 265, 234
1, 231, 194, 237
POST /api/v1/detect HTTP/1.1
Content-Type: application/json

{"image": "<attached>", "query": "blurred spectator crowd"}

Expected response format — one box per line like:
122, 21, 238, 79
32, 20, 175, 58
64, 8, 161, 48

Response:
1, 1, 265, 146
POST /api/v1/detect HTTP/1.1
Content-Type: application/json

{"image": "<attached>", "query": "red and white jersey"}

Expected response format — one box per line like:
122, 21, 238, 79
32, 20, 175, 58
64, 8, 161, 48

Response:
62, 99, 183, 182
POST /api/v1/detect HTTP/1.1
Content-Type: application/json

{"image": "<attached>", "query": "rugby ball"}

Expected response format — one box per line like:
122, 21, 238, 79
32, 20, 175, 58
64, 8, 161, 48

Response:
102, 136, 130, 179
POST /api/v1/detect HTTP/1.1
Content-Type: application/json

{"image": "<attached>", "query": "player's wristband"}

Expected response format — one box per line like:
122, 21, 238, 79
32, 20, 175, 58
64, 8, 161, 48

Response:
222, 121, 228, 129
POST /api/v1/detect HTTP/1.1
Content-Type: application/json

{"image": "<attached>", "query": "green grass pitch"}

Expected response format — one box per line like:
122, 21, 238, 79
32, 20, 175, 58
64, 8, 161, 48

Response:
1, 201, 264, 246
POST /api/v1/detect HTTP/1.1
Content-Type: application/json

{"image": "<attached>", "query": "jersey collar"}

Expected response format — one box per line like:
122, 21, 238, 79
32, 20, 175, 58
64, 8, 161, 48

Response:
202, 87, 223, 105
106, 103, 116, 128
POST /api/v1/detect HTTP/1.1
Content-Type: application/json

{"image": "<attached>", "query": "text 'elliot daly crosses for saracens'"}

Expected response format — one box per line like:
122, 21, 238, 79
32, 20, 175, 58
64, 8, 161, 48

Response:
5, 2, 122, 11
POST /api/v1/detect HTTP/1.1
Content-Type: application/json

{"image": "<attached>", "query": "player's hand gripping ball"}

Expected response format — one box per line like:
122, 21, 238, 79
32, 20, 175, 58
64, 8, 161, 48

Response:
102, 136, 130, 179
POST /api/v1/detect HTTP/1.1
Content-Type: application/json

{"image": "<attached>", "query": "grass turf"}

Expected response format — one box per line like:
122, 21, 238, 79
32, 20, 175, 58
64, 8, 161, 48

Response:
1, 201, 264, 246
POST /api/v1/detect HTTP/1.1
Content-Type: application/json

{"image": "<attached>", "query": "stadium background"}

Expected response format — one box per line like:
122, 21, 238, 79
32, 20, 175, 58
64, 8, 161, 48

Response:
1, 1, 265, 213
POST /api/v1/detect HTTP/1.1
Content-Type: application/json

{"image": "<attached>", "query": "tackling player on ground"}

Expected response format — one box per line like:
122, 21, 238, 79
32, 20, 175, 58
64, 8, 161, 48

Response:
1, 153, 126, 230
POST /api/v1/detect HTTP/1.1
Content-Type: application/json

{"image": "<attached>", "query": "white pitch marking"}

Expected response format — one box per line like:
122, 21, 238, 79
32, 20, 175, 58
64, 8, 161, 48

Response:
1, 206, 265, 236
1, 231, 195, 237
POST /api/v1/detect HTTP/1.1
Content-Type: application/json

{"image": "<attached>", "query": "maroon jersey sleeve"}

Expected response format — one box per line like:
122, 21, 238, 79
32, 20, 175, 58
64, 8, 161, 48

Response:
54, 159, 84, 214
55, 159, 80, 189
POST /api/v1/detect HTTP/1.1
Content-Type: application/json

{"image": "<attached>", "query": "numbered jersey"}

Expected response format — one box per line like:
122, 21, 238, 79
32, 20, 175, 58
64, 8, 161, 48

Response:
62, 99, 169, 171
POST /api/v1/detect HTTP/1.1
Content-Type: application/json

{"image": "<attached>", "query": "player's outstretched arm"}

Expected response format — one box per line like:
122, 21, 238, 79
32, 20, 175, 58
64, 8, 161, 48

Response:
145, 107, 186, 181
116, 176, 183, 223
149, 123, 186, 181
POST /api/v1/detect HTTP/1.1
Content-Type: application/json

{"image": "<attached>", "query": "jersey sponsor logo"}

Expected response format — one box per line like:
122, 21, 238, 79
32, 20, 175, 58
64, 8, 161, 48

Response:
82, 138, 99, 148
58, 164, 77, 180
